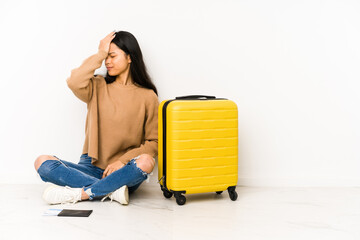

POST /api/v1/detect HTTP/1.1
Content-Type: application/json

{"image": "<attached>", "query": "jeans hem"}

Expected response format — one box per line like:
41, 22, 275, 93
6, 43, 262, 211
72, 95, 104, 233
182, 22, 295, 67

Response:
84, 188, 94, 200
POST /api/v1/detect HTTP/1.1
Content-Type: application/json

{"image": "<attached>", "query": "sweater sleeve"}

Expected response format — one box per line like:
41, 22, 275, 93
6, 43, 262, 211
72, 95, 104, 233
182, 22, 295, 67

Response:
66, 50, 108, 103
117, 92, 159, 164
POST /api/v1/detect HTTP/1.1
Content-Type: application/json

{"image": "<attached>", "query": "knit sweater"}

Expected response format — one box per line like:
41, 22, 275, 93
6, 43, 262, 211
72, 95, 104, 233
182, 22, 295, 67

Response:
66, 50, 159, 169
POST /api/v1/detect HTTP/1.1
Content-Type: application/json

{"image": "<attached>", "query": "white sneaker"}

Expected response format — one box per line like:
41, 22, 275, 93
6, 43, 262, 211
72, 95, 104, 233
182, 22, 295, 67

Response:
42, 184, 82, 205
101, 185, 129, 205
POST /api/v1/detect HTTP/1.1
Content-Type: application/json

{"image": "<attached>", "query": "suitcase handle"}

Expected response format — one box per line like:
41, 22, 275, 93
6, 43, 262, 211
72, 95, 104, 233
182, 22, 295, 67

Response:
175, 95, 216, 100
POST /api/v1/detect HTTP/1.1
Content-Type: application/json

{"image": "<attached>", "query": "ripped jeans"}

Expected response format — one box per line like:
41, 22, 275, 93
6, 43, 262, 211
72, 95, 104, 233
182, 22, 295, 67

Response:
37, 153, 148, 199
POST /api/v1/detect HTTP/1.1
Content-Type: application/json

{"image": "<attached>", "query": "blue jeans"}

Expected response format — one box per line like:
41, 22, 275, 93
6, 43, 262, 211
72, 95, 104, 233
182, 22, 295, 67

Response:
37, 153, 148, 199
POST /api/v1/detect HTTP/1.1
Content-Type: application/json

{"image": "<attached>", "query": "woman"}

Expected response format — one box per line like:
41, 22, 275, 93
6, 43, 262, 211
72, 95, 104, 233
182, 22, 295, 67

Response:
34, 31, 159, 205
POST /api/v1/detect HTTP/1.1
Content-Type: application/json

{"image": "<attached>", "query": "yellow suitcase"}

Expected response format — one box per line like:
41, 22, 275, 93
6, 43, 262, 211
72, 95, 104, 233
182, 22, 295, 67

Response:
158, 95, 238, 205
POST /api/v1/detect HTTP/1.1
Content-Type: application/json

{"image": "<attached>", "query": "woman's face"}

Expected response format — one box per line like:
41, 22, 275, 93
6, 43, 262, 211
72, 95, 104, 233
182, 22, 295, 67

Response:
105, 43, 131, 76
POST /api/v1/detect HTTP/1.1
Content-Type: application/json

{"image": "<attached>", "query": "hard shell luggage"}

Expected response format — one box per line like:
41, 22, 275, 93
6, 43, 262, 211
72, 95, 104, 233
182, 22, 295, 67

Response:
158, 95, 238, 205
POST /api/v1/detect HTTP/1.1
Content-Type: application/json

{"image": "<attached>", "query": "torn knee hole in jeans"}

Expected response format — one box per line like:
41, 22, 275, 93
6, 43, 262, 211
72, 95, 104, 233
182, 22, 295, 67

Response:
133, 159, 153, 184
132, 160, 149, 178
52, 155, 61, 160
134, 156, 155, 170
50, 155, 67, 167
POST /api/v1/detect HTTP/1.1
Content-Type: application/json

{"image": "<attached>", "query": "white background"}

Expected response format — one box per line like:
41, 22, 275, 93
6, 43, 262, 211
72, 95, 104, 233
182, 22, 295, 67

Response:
0, 0, 359, 186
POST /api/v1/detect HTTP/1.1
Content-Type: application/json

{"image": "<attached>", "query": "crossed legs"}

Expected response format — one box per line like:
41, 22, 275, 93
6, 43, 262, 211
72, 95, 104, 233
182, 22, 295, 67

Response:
34, 154, 155, 200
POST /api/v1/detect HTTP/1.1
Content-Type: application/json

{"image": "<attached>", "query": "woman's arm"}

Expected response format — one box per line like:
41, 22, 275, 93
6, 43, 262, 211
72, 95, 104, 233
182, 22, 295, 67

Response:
66, 51, 107, 103
66, 32, 115, 103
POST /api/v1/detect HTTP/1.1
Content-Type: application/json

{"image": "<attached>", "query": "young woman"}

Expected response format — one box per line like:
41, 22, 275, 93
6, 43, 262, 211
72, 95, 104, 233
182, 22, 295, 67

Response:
34, 31, 158, 205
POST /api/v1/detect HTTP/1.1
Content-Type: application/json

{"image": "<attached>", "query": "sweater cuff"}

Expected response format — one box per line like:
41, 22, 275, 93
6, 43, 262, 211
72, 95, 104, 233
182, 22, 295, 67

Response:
118, 155, 134, 165
97, 49, 108, 60
118, 151, 153, 165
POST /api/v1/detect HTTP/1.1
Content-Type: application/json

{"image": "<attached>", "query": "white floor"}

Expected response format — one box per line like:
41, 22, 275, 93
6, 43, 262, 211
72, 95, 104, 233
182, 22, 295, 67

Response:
1, 183, 360, 240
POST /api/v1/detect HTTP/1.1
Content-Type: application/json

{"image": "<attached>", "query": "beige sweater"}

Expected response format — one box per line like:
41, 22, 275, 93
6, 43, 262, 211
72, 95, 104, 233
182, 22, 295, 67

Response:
66, 50, 159, 169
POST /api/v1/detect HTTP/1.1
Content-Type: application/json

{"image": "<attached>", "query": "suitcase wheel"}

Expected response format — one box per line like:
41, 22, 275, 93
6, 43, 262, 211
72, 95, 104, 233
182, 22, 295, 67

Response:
162, 189, 173, 199
175, 193, 186, 206
216, 191, 223, 195
229, 190, 237, 201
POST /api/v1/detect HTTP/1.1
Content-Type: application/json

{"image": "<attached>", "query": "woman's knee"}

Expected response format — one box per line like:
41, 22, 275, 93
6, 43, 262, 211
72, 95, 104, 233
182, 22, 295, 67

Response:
34, 155, 58, 171
135, 154, 155, 174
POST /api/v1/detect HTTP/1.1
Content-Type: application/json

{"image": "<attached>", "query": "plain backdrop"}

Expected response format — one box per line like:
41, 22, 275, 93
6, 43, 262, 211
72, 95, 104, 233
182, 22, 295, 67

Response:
0, 0, 359, 186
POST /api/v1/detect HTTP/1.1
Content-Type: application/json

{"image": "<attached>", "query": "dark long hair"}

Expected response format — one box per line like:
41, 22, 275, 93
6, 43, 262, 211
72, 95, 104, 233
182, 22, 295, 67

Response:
104, 31, 157, 95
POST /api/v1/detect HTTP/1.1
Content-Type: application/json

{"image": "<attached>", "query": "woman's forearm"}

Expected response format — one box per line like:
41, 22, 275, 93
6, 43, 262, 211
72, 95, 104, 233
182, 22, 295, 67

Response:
66, 50, 107, 103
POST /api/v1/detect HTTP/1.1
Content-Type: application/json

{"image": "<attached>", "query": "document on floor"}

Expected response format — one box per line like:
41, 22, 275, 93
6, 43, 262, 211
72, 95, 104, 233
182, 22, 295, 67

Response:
43, 209, 93, 217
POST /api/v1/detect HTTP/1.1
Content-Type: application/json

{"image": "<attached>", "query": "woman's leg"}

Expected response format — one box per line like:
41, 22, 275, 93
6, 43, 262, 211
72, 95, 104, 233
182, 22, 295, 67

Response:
84, 154, 155, 199
35, 154, 103, 188
35, 153, 154, 204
